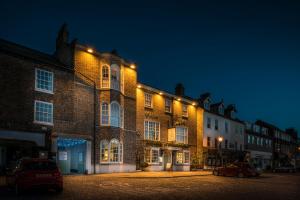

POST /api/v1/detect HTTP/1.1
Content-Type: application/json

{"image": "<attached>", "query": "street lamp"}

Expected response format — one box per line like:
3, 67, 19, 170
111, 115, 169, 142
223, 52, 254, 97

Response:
218, 136, 223, 167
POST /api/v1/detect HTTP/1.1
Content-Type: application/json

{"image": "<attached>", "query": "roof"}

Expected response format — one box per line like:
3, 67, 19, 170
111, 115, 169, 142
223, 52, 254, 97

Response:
0, 38, 69, 69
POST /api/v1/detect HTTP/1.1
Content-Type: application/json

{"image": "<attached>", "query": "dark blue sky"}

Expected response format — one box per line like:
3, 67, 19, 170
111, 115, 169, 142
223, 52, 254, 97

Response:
1, 0, 299, 133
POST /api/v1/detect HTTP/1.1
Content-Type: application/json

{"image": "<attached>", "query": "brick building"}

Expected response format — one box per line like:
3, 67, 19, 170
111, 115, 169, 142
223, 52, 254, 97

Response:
136, 83, 203, 171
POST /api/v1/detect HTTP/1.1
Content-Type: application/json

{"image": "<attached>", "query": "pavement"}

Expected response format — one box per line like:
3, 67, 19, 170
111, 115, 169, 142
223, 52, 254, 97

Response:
0, 172, 299, 200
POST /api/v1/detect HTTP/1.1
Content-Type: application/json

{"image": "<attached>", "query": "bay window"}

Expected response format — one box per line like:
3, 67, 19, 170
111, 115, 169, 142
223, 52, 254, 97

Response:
101, 101, 124, 128
100, 139, 122, 163
176, 127, 188, 144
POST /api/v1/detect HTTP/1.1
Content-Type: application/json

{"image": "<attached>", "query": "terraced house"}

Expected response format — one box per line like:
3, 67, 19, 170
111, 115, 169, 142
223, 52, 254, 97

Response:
136, 83, 203, 171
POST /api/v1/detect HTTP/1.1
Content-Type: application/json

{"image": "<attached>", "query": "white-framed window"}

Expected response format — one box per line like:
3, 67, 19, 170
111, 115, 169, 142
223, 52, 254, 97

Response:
35, 68, 53, 94
145, 147, 160, 164
176, 151, 190, 164
100, 139, 122, 164
182, 104, 188, 117
252, 135, 255, 144
100, 140, 109, 162
34, 100, 53, 125
144, 92, 153, 108
176, 127, 188, 144
111, 64, 120, 91
207, 117, 211, 128
101, 102, 109, 125
111, 102, 120, 127
165, 98, 172, 113
101, 65, 109, 88
144, 121, 160, 141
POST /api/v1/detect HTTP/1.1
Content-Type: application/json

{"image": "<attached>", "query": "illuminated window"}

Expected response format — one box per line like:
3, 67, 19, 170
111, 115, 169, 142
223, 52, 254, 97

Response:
176, 151, 189, 164
182, 104, 188, 117
176, 127, 188, 144
100, 140, 109, 162
144, 147, 159, 164
165, 98, 172, 113
109, 139, 122, 163
144, 121, 160, 141
34, 100, 53, 125
144, 93, 153, 108
101, 66, 109, 88
35, 68, 53, 94
176, 152, 183, 164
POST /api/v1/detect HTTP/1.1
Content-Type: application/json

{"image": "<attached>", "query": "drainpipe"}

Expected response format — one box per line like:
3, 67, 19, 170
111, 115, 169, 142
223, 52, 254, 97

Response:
74, 69, 97, 174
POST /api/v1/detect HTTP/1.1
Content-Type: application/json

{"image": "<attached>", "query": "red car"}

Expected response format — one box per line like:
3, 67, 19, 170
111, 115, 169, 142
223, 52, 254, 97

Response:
213, 162, 260, 178
6, 158, 63, 194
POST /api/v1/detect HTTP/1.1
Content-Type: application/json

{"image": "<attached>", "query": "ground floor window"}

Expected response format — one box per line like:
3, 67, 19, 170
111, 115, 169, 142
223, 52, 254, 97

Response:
100, 139, 123, 163
145, 147, 160, 164
176, 151, 190, 164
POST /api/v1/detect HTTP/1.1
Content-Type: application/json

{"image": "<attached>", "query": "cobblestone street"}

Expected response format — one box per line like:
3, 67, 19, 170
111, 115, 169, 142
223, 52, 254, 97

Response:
0, 172, 299, 200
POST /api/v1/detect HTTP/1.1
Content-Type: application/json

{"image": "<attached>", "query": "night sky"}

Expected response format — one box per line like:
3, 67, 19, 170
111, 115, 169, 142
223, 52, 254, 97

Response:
1, 0, 299, 133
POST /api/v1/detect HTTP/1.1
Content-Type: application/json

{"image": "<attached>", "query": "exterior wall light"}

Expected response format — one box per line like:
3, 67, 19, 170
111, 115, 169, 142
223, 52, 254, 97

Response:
218, 136, 223, 142
192, 102, 196, 106
130, 64, 136, 69
87, 48, 93, 53
177, 98, 181, 101
159, 92, 163, 95
137, 84, 142, 88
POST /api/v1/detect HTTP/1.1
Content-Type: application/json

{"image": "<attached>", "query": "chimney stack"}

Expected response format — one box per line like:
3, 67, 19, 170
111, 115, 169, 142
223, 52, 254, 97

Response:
175, 83, 185, 96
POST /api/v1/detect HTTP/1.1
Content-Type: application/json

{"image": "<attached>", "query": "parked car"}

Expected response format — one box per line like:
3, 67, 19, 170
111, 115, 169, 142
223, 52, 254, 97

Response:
213, 162, 260, 178
6, 158, 63, 194
273, 164, 296, 173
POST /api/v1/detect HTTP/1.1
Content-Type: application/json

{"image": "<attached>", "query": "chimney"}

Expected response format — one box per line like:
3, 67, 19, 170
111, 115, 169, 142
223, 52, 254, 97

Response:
175, 83, 185, 96
56, 23, 69, 50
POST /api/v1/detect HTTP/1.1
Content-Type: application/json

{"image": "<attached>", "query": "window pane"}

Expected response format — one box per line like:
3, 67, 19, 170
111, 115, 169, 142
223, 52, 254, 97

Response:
36, 69, 53, 93
35, 101, 53, 124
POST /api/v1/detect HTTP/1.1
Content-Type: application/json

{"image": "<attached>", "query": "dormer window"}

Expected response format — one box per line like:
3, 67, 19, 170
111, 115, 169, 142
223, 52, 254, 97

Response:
230, 111, 235, 119
204, 99, 211, 110
219, 106, 224, 115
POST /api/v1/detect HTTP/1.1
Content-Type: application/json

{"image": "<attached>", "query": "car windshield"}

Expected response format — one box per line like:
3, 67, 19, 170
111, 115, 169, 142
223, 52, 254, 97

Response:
22, 161, 58, 171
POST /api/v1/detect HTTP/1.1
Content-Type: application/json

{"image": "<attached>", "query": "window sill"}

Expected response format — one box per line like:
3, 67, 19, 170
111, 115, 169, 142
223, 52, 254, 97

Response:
35, 88, 54, 95
33, 121, 54, 126
100, 162, 123, 165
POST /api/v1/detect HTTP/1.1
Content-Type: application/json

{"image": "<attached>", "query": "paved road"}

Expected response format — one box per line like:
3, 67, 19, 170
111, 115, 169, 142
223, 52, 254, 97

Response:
0, 173, 299, 200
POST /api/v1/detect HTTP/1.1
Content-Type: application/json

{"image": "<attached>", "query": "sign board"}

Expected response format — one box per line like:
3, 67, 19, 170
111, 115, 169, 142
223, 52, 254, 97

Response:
59, 151, 68, 161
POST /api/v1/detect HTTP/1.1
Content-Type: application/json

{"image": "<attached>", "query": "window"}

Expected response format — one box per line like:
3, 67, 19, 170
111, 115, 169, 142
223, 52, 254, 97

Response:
256, 137, 260, 146
176, 151, 190, 164
182, 104, 188, 117
101, 102, 109, 125
109, 139, 123, 163
34, 100, 53, 125
219, 106, 224, 115
111, 64, 120, 90
184, 151, 190, 164
207, 117, 211, 128
207, 137, 211, 147
165, 98, 172, 113
261, 138, 264, 146
111, 102, 120, 127
225, 121, 228, 133
215, 119, 218, 130
101, 66, 109, 88
144, 121, 160, 141
35, 68, 53, 93
144, 93, 153, 108
225, 139, 228, 149
176, 127, 188, 144
145, 148, 159, 164
252, 136, 255, 144
204, 100, 210, 110
248, 135, 251, 144
100, 140, 109, 162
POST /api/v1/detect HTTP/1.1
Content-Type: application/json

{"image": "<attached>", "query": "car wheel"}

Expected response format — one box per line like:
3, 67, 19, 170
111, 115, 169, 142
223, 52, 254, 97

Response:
237, 172, 244, 178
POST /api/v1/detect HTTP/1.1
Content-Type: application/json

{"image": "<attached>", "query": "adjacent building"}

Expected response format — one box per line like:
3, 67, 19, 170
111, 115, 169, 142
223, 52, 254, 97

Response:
198, 94, 245, 168
244, 121, 273, 169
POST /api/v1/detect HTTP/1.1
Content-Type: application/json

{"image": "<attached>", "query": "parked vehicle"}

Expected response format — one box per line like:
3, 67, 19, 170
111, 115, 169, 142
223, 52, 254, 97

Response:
213, 162, 260, 178
6, 158, 63, 194
273, 164, 296, 173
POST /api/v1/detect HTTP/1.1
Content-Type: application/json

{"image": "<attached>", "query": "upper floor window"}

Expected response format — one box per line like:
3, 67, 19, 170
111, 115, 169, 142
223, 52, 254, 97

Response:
101, 66, 109, 88
225, 121, 228, 133
144, 93, 153, 108
35, 68, 53, 94
100, 101, 124, 128
219, 106, 224, 115
176, 127, 188, 144
254, 125, 260, 133
215, 119, 219, 130
182, 104, 188, 117
34, 100, 53, 125
100, 139, 122, 163
230, 111, 235, 119
240, 126, 243, 135
207, 117, 211, 128
204, 101, 210, 110
110, 64, 120, 91
101, 65, 123, 92
144, 121, 160, 141
165, 98, 172, 113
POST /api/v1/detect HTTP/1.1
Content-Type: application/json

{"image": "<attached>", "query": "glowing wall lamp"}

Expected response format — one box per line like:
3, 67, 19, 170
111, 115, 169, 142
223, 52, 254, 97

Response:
87, 48, 94, 53
159, 92, 163, 95
130, 64, 136, 69
137, 84, 142, 88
